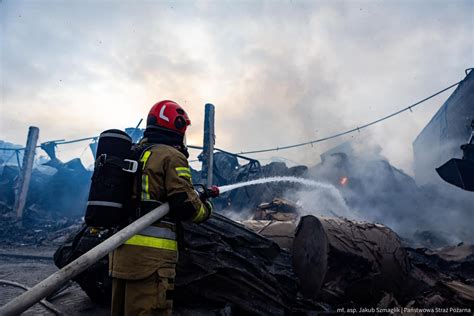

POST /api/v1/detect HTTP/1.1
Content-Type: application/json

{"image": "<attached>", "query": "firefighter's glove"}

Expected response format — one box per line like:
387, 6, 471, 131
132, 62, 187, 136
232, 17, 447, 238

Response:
191, 200, 213, 224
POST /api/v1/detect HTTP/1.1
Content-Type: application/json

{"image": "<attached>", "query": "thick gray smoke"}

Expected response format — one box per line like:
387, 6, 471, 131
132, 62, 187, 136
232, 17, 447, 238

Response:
1, 1, 472, 173
289, 140, 474, 246
286, 184, 354, 219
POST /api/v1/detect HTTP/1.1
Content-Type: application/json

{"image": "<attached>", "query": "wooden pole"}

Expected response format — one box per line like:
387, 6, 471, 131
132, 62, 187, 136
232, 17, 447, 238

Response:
202, 103, 215, 186
13, 126, 39, 219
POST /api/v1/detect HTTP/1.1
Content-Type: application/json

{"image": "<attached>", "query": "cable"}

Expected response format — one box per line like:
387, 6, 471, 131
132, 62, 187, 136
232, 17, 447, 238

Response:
79, 143, 91, 159
238, 80, 463, 155
0, 136, 97, 151
0, 147, 22, 151
188, 145, 258, 162
2, 151, 17, 165
56, 136, 97, 145
0, 75, 467, 158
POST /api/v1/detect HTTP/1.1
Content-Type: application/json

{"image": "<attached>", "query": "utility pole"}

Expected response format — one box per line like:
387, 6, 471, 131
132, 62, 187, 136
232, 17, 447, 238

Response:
13, 126, 39, 219
201, 103, 215, 186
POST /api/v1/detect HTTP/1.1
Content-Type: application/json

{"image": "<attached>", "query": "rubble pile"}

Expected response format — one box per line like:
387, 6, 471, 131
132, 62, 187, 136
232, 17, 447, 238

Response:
0, 158, 90, 246
0, 206, 82, 246
407, 243, 474, 306
52, 198, 474, 313
0, 160, 91, 217
243, 199, 474, 310
243, 200, 416, 306
54, 214, 325, 314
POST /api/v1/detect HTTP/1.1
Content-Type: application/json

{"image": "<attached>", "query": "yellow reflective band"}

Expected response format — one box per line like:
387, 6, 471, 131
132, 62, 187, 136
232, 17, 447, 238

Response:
192, 204, 207, 223
175, 167, 191, 172
125, 235, 177, 251
176, 167, 192, 179
141, 175, 150, 200
141, 151, 152, 170
177, 172, 192, 179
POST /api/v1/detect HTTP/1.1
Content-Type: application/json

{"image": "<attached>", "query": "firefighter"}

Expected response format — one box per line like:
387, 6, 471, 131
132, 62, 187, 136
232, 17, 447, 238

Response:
109, 100, 214, 316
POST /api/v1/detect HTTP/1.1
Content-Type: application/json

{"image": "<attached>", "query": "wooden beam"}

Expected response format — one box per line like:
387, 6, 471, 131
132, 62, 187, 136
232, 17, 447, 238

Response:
14, 126, 39, 219
201, 103, 215, 186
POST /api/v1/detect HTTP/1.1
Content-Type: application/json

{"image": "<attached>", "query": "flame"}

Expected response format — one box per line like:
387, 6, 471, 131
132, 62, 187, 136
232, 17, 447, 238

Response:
340, 177, 349, 186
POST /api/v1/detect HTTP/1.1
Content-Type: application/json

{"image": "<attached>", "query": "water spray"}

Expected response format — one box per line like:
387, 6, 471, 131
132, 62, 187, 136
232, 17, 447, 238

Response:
219, 176, 349, 216
219, 176, 331, 193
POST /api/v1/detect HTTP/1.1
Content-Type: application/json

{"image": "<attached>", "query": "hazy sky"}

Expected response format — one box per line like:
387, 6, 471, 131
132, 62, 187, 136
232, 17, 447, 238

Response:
1, 0, 472, 173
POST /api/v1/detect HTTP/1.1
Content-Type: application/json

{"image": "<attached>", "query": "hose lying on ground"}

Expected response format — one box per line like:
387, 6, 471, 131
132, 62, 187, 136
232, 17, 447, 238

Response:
0, 279, 63, 315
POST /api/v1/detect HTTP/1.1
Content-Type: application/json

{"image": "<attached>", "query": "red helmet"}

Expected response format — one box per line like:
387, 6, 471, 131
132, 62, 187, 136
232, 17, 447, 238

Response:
147, 100, 191, 135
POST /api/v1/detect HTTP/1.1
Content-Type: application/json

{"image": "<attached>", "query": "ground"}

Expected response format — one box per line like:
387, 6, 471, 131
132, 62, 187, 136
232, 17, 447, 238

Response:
0, 245, 108, 315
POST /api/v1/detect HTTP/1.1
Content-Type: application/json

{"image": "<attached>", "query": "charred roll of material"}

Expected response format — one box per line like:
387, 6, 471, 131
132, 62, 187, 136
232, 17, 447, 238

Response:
315, 216, 414, 305
85, 129, 138, 227
243, 215, 415, 306
242, 217, 329, 300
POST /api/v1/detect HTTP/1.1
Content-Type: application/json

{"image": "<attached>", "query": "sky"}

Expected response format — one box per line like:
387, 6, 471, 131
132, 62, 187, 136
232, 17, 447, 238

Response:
1, 0, 472, 173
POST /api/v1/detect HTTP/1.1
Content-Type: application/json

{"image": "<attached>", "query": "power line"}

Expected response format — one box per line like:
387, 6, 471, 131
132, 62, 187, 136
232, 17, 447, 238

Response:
56, 136, 97, 145
188, 145, 258, 163
0, 75, 467, 158
237, 80, 463, 155
0, 136, 97, 151
2, 151, 17, 165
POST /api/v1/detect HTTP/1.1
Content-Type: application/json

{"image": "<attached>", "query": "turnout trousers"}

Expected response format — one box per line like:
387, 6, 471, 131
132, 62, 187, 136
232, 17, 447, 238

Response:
110, 248, 177, 316
110, 225, 178, 316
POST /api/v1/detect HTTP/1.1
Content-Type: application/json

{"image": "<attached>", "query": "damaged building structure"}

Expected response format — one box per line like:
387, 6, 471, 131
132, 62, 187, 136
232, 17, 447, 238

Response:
1, 72, 474, 314
414, 69, 474, 186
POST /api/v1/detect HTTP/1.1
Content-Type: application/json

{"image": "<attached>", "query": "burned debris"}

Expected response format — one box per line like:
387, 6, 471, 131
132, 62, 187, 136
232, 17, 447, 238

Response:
0, 152, 90, 246
53, 213, 323, 314
51, 198, 474, 314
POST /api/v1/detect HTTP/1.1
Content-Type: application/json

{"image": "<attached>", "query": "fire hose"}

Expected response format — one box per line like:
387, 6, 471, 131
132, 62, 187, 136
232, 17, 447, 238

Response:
0, 202, 171, 315
0, 280, 63, 315
0, 185, 220, 315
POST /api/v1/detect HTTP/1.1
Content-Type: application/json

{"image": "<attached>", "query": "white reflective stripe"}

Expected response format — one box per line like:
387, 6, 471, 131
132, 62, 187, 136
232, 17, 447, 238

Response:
99, 133, 131, 142
139, 226, 176, 240
141, 199, 162, 204
87, 201, 123, 208
160, 220, 176, 226
159, 105, 170, 122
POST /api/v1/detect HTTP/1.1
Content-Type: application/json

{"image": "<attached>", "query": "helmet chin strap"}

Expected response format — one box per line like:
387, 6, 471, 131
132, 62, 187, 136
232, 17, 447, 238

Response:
142, 126, 189, 158
145, 124, 185, 137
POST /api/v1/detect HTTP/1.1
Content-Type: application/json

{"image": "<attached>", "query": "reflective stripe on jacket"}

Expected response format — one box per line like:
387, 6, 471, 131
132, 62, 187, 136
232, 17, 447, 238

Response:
110, 144, 204, 279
